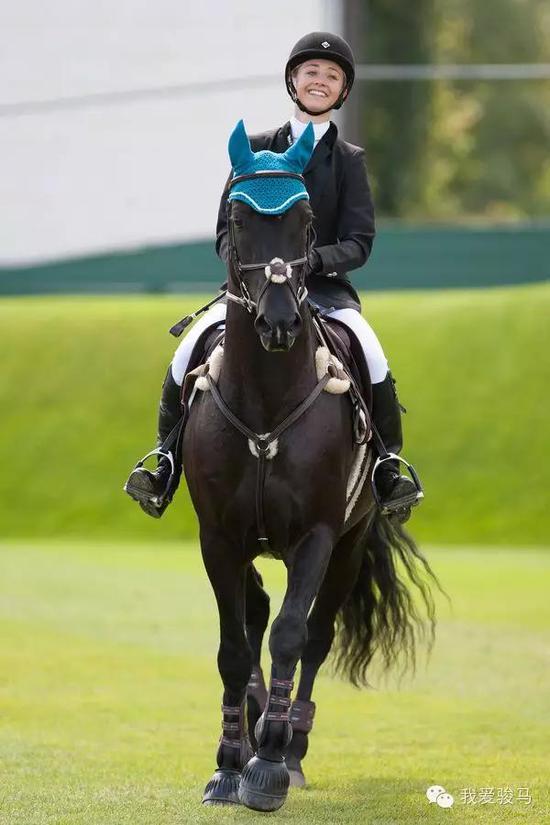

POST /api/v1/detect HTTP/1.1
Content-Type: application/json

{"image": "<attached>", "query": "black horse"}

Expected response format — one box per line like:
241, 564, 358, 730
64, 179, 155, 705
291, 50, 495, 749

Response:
182, 140, 438, 813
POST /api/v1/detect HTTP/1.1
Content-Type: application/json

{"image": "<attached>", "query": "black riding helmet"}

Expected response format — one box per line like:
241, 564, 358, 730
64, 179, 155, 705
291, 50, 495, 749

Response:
285, 31, 355, 116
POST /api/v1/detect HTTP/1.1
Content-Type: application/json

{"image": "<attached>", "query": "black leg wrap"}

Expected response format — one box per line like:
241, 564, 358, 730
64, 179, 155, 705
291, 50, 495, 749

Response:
202, 702, 252, 806
246, 665, 267, 752
289, 699, 316, 734
254, 676, 294, 757
286, 700, 316, 787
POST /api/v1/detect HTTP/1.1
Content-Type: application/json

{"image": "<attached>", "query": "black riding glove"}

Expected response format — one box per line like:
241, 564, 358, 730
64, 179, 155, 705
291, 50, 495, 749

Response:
307, 248, 322, 277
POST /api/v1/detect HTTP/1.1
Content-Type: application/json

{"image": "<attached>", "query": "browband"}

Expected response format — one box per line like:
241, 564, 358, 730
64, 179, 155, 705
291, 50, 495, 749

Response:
229, 171, 305, 190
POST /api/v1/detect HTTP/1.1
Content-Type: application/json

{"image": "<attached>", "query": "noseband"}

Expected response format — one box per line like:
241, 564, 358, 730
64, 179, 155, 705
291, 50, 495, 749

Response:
227, 171, 313, 316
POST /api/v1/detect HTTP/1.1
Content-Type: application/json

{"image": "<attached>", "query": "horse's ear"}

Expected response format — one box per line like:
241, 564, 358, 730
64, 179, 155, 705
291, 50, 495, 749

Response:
283, 122, 315, 172
228, 119, 254, 173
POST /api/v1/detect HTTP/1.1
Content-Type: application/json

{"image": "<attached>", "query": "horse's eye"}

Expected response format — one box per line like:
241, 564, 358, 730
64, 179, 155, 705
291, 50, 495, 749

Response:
234, 219, 244, 229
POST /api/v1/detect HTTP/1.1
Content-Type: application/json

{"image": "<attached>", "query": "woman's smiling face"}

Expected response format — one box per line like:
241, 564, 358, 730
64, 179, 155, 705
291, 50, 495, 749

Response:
292, 59, 346, 112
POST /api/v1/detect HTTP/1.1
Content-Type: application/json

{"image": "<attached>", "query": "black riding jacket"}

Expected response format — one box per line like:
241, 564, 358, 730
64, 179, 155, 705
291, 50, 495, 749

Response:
215, 121, 375, 311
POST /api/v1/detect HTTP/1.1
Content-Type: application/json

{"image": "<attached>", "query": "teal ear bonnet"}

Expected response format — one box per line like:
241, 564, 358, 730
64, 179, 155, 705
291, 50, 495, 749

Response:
227, 119, 314, 215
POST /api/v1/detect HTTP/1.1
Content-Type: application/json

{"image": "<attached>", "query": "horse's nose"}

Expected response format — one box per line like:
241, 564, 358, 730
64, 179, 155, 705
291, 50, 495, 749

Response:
288, 312, 302, 337
255, 312, 302, 351
254, 313, 273, 338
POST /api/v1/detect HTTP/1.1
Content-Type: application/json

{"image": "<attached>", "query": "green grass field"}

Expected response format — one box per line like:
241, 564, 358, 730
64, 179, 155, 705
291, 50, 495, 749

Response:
1, 541, 549, 824
1, 283, 549, 545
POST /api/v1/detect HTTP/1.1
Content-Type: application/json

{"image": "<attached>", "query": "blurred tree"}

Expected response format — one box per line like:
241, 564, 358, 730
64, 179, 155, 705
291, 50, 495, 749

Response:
359, 0, 550, 221
361, 0, 437, 216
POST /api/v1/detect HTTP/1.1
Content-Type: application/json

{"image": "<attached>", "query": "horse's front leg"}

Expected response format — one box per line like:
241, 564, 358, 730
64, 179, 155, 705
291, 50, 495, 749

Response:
245, 564, 270, 749
287, 518, 368, 787
200, 534, 253, 806
238, 525, 334, 812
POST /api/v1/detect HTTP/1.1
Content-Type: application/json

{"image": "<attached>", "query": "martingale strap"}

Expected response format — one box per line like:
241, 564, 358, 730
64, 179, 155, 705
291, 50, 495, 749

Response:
206, 372, 330, 553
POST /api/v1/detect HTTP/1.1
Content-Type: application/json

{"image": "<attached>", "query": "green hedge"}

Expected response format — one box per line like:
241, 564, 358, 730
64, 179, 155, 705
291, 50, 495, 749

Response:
2, 225, 549, 295
1, 283, 548, 544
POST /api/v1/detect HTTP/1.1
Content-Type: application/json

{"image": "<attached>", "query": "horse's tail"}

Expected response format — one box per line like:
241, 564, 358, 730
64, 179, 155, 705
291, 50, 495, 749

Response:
333, 513, 444, 687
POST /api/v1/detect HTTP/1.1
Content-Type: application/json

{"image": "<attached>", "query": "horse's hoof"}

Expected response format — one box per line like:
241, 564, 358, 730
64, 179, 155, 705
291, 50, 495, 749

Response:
286, 754, 306, 788
202, 768, 241, 805
286, 752, 307, 788
238, 755, 290, 812
288, 768, 306, 788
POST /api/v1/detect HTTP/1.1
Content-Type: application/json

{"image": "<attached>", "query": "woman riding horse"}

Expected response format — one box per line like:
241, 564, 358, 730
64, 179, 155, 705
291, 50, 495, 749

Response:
125, 31, 422, 523
177, 116, 436, 811
124, 31, 438, 814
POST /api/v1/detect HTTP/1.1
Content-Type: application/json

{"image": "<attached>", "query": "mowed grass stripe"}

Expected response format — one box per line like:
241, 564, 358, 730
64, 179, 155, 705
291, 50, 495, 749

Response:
1, 542, 549, 824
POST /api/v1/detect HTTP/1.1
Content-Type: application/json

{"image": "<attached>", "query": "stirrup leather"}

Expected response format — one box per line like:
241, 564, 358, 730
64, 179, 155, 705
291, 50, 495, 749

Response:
371, 452, 424, 516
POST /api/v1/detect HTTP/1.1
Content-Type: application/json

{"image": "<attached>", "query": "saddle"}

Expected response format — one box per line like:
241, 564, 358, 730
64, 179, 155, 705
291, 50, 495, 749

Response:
180, 325, 225, 406
317, 316, 373, 413
178, 312, 374, 447
313, 314, 373, 445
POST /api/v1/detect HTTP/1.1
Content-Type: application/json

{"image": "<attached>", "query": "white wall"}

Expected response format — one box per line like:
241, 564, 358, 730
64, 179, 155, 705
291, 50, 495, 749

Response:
0, 1, 342, 264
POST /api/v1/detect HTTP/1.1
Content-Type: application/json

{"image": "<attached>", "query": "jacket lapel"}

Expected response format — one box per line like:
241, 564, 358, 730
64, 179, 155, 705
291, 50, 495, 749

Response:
276, 121, 338, 172
304, 122, 337, 174
272, 122, 293, 152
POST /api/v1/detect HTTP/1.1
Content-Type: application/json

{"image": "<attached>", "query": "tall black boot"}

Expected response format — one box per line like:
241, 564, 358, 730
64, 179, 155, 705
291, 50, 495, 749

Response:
371, 372, 423, 523
124, 367, 184, 518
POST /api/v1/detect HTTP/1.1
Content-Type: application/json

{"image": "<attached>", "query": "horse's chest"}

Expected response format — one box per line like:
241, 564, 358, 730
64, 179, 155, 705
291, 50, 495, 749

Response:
185, 415, 348, 541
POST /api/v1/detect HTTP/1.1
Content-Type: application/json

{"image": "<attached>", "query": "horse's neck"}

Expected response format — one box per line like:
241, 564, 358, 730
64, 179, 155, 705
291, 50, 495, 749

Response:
220, 303, 317, 431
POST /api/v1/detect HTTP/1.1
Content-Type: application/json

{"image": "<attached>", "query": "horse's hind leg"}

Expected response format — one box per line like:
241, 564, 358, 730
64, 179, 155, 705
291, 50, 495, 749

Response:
287, 518, 368, 787
238, 525, 334, 812
200, 535, 254, 806
245, 564, 270, 750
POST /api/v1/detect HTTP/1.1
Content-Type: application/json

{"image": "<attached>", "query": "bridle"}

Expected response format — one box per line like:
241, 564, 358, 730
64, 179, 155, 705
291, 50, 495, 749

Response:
226, 171, 314, 317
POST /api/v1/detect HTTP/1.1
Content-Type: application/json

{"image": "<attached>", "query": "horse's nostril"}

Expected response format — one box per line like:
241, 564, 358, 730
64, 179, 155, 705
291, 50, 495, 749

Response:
255, 315, 272, 336
290, 313, 302, 335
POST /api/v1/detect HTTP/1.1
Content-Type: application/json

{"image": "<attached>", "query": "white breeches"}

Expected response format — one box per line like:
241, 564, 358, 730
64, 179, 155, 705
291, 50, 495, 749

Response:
170, 301, 227, 385
170, 303, 389, 386
327, 308, 389, 383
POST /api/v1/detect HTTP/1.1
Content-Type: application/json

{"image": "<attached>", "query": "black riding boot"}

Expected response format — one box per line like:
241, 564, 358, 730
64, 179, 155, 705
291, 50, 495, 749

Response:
371, 372, 423, 523
124, 367, 183, 518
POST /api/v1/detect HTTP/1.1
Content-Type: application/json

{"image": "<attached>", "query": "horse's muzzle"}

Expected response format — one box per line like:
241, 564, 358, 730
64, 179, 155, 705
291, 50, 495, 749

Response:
255, 313, 302, 352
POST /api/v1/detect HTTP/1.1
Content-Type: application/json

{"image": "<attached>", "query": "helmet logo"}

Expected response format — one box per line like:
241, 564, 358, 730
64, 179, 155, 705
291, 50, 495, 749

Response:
321, 41, 330, 48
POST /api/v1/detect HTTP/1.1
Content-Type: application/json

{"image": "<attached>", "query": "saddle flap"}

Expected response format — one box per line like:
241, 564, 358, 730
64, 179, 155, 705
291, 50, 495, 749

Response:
182, 326, 225, 407
319, 317, 373, 414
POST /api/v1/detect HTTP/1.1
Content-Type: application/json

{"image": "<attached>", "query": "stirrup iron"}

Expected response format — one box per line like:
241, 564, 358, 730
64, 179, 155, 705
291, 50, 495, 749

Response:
371, 452, 424, 516
123, 448, 175, 507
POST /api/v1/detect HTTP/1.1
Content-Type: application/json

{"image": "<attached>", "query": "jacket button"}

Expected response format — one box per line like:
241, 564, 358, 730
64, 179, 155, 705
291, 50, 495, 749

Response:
327, 271, 337, 278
